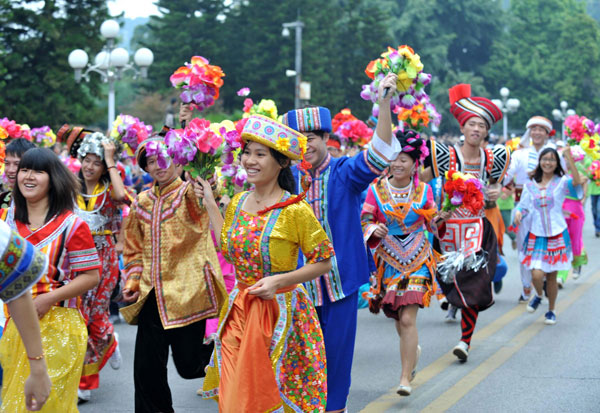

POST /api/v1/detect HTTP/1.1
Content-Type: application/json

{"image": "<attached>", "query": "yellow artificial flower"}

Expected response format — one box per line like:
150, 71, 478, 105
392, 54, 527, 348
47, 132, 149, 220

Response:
0, 126, 7, 140
409, 55, 424, 74
398, 46, 414, 59
397, 71, 413, 92
276, 137, 291, 152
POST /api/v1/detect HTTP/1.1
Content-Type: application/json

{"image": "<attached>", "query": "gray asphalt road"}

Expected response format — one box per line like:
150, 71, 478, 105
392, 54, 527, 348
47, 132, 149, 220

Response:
81, 208, 600, 412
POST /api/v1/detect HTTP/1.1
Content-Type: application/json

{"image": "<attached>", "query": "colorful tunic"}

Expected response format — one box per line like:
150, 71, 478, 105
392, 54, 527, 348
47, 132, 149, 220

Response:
76, 182, 123, 389
121, 177, 227, 329
424, 141, 510, 309
292, 134, 400, 305
202, 191, 335, 413
0, 209, 101, 412
361, 179, 438, 319
516, 176, 582, 272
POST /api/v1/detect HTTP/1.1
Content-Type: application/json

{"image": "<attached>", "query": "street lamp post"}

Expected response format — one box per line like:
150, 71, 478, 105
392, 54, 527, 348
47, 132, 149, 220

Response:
551, 101, 576, 139
491, 87, 520, 142
282, 19, 304, 109
68, 19, 154, 131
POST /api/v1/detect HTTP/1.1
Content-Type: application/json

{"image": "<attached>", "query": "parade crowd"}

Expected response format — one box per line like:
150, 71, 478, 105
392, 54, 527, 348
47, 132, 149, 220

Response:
0, 54, 598, 413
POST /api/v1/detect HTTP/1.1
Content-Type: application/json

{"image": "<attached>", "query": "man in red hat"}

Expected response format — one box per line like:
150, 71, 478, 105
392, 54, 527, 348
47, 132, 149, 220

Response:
421, 84, 511, 362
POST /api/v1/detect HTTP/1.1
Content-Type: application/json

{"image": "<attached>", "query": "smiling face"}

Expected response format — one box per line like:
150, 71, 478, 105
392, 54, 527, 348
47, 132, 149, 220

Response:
17, 168, 50, 203
81, 154, 105, 184
303, 132, 329, 168
539, 151, 559, 176
146, 155, 177, 186
241, 141, 282, 187
4, 153, 21, 188
530, 125, 549, 148
389, 152, 415, 182
460, 117, 488, 148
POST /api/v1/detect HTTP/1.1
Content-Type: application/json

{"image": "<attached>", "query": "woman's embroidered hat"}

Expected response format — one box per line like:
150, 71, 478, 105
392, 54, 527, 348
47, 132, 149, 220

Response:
282, 106, 332, 133
448, 84, 502, 129
241, 115, 307, 160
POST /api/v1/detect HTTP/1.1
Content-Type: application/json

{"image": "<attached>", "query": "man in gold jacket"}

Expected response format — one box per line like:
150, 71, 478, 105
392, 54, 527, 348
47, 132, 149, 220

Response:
121, 136, 227, 413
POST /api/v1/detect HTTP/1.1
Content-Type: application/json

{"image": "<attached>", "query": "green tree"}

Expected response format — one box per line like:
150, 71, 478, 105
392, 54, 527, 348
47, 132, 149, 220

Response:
0, 0, 109, 130
483, 0, 600, 130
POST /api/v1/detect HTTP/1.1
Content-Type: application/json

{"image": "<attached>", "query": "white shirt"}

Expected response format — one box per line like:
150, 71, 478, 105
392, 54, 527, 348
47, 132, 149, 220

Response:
516, 175, 582, 237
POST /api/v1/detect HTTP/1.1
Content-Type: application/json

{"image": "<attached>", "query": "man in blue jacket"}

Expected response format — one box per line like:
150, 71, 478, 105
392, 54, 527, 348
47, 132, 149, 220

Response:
283, 73, 400, 412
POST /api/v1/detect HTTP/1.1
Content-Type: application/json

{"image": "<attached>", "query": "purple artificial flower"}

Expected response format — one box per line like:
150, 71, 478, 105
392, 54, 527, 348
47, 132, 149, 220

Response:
468, 178, 483, 190
221, 164, 235, 177
234, 168, 248, 187
145, 141, 171, 169
450, 191, 464, 206
371, 103, 380, 118
401, 94, 416, 108
223, 151, 235, 165
418, 72, 432, 86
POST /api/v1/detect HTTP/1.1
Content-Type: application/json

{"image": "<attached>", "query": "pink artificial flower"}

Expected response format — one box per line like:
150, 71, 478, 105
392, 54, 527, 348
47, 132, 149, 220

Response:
237, 87, 251, 96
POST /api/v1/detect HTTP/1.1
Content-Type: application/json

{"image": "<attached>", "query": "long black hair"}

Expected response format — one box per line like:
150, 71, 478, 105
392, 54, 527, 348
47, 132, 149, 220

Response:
529, 147, 564, 183
13, 148, 80, 225
241, 141, 296, 194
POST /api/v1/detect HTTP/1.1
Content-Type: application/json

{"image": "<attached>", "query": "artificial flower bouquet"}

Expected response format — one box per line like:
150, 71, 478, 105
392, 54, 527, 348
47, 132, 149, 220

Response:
0, 118, 31, 140
164, 118, 224, 179
587, 160, 600, 186
332, 108, 358, 132
397, 94, 441, 132
360, 45, 432, 117
564, 114, 600, 160
442, 169, 484, 215
110, 114, 153, 157
337, 119, 373, 147
170, 56, 225, 113
31, 126, 56, 147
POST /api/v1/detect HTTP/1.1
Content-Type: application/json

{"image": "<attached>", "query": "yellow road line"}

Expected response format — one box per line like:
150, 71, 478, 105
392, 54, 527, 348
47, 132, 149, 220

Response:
422, 269, 600, 411
360, 270, 600, 413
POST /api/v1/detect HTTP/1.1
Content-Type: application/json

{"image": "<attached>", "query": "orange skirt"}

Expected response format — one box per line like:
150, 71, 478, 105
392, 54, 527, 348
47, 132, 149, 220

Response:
201, 283, 327, 413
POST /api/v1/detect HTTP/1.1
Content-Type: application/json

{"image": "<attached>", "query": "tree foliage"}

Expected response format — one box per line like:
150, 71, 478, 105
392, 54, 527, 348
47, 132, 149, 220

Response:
0, 0, 109, 130
3, 0, 600, 136
483, 0, 600, 130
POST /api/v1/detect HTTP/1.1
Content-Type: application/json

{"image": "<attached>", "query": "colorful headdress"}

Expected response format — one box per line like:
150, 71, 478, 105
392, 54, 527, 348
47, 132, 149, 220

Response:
448, 84, 502, 129
77, 132, 117, 162
241, 115, 307, 160
282, 107, 332, 133
57, 124, 95, 158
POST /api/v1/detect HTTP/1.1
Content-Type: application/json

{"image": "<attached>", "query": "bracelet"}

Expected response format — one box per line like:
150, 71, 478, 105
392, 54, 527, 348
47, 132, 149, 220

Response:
27, 353, 45, 361
107, 165, 117, 170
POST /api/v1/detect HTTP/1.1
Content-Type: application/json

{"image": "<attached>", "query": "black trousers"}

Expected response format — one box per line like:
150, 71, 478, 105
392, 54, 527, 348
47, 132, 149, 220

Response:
134, 289, 214, 413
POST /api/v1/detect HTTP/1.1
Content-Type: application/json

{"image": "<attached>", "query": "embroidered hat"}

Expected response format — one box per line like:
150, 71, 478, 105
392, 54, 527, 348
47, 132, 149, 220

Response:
57, 124, 95, 158
0, 220, 48, 303
282, 106, 332, 133
448, 84, 502, 129
241, 115, 307, 160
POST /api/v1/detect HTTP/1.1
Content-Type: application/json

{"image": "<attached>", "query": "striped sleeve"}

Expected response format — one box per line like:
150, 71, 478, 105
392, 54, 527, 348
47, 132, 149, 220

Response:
66, 218, 101, 272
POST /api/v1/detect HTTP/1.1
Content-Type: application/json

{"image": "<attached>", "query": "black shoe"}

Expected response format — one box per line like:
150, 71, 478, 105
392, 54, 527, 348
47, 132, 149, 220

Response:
596, 232, 600, 238
493, 280, 503, 294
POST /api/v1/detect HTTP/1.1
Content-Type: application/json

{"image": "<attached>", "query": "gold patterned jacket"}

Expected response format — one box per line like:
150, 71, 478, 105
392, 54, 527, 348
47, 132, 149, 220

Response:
121, 177, 227, 329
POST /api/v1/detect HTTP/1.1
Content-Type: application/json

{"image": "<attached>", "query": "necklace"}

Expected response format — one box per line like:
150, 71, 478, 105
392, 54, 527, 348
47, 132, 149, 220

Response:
388, 179, 412, 203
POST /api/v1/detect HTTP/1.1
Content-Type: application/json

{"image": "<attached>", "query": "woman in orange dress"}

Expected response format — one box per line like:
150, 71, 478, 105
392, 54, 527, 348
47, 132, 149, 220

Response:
199, 115, 334, 413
